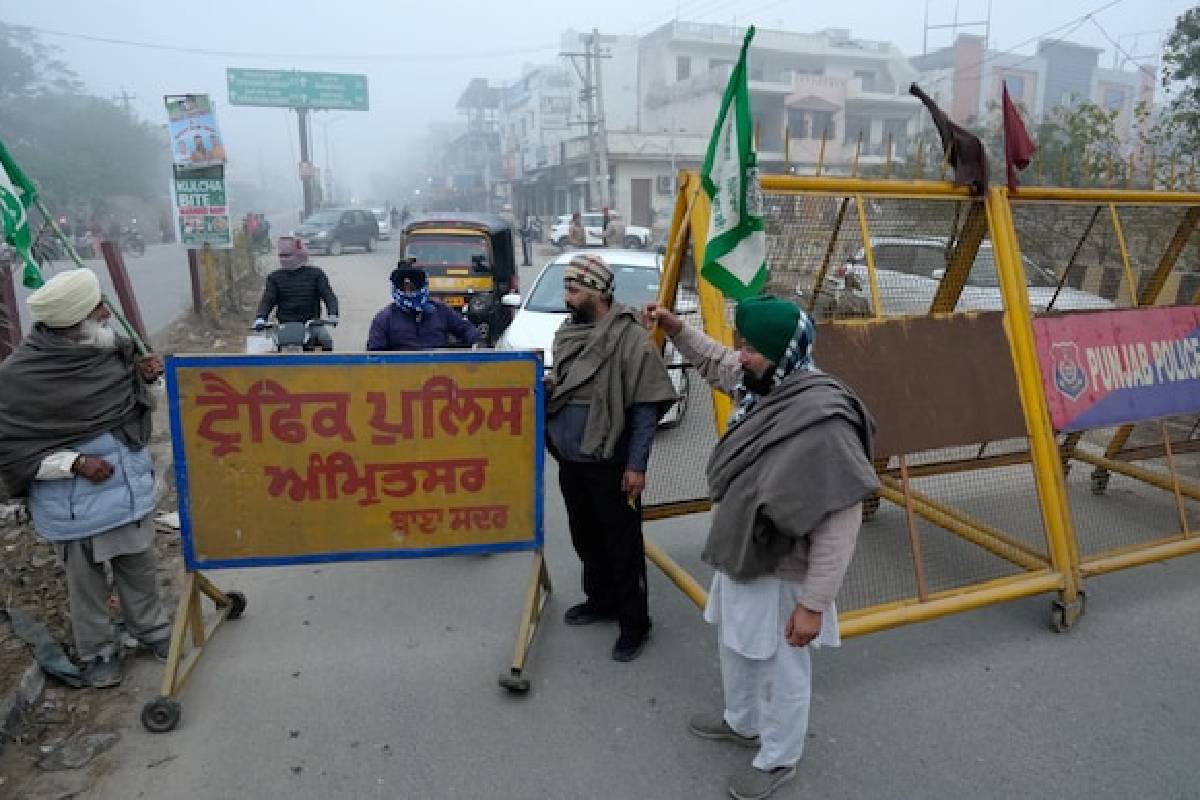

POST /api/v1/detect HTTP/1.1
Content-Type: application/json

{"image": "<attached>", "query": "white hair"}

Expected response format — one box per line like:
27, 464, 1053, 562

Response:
77, 318, 118, 351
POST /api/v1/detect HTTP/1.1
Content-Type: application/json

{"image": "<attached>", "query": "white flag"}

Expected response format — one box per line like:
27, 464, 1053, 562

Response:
700, 26, 767, 300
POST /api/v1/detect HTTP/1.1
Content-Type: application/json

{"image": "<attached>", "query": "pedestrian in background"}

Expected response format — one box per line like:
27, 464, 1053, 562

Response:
645, 296, 878, 800
603, 211, 626, 248
547, 253, 676, 662
567, 211, 586, 248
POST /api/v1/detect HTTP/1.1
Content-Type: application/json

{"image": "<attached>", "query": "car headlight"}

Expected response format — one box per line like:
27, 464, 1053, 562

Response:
316, 230, 329, 238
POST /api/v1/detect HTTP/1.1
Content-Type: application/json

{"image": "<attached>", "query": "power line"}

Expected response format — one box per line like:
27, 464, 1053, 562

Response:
13, 23, 558, 63
1089, 17, 1160, 70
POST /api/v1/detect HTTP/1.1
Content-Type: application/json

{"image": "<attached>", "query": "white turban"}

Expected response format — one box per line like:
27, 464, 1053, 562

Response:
27, 268, 102, 328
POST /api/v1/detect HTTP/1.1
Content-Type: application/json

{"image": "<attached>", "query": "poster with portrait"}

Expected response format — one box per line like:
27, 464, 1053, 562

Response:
165, 93, 227, 168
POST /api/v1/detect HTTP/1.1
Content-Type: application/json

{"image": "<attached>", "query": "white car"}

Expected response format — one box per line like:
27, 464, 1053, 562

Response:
496, 249, 693, 427
371, 208, 392, 240
837, 237, 1114, 315
549, 212, 652, 249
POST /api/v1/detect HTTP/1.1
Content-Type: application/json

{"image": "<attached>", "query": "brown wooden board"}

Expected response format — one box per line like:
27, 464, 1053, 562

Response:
816, 312, 1027, 458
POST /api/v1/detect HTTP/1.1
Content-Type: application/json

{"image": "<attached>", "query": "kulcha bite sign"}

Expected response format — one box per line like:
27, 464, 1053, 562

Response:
173, 166, 231, 248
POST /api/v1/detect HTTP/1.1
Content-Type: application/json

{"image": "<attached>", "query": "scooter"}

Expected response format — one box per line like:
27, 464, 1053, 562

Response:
247, 319, 335, 353
120, 222, 146, 257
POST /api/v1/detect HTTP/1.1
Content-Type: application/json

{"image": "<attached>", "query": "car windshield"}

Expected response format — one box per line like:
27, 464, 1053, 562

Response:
304, 211, 341, 226
968, 247, 1057, 288
405, 236, 489, 271
526, 262, 660, 313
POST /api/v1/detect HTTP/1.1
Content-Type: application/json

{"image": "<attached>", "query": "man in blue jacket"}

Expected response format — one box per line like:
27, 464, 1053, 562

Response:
366, 266, 481, 351
0, 269, 171, 688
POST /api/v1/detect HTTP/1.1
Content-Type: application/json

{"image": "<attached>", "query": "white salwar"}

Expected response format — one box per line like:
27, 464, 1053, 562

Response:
704, 573, 839, 770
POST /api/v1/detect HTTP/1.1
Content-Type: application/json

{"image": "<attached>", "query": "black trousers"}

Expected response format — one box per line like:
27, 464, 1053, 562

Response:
557, 460, 650, 636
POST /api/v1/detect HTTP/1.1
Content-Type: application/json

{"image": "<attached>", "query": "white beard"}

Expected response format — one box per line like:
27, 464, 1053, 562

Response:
78, 318, 118, 350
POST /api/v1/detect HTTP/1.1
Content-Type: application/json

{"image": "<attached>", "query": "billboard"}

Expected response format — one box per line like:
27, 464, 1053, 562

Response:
165, 94, 226, 168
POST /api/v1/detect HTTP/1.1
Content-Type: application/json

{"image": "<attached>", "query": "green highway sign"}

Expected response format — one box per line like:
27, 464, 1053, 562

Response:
226, 69, 369, 110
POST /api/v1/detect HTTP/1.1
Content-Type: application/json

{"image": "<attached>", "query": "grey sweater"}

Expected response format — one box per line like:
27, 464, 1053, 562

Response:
670, 324, 879, 611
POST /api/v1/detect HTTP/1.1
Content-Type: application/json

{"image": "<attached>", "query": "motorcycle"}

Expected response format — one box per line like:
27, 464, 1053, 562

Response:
247, 319, 335, 353
120, 223, 146, 257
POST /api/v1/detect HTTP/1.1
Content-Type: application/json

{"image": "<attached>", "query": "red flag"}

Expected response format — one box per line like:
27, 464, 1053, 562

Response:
1002, 83, 1036, 192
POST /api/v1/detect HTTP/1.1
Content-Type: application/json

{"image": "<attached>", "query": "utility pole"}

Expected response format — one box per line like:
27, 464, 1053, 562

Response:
593, 27, 611, 210
113, 88, 137, 114
297, 108, 314, 219
583, 33, 597, 211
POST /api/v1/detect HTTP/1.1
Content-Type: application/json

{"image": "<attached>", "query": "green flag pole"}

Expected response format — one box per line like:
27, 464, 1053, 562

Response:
32, 198, 149, 356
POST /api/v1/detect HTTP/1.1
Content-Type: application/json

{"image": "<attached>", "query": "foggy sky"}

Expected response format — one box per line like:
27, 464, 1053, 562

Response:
2, 0, 1192, 204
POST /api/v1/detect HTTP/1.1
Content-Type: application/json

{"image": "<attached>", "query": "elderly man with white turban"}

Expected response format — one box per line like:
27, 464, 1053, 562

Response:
0, 269, 171, 688
546, 253, 677, 663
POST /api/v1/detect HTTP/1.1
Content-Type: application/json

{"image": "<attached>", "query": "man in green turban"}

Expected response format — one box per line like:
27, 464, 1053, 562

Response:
645, 295, 878, 800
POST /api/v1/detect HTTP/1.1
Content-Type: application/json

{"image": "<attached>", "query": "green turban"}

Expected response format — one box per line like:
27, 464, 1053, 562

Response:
735, 295, 805, 364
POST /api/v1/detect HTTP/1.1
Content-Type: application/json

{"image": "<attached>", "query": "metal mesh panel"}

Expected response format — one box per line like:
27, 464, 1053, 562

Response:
644, 241, 716, 508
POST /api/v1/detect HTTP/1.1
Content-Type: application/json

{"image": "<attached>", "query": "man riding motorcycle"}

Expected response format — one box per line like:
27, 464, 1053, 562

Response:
254, 237, 339, 350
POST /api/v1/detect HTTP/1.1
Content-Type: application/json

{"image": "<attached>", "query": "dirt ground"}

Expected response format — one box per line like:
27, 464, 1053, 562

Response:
0, 297, 261, 793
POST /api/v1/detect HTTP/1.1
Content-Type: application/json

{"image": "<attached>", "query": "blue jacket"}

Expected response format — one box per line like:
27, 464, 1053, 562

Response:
29, 433, 156, 542
365, 301, 481, 351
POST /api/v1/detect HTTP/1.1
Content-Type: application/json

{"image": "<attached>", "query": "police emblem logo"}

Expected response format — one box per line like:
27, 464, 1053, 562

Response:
1050, 341, 1088, 401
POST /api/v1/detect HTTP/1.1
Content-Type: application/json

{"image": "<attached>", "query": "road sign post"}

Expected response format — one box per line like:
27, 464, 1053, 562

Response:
226, 69, 369, 221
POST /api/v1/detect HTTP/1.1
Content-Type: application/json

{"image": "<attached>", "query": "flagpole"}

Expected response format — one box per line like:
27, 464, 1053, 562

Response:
33, 198, 149, 356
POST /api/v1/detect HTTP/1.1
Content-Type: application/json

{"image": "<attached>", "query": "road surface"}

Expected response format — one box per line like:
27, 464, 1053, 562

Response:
5, 242, 1200, 800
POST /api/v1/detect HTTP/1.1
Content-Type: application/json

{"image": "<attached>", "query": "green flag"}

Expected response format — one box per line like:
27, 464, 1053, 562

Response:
700, 25, 767, 300
0, 138, 42, 289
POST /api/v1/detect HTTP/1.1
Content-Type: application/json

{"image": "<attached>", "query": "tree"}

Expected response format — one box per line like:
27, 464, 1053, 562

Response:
0, 23, 169, 213
1161, 7, 1200, 152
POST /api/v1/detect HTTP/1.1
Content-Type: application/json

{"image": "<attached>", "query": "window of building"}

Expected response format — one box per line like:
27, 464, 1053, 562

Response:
809, 110, 834, 140
709, 58, 733, 72
1104, 87, 1126, 112
853, 70, 877, 91
882, 118, 908, 154
1003, 74, 1026, 100
676, 56, 691, 81
787, 108, 809, 140
844, 114, 870, 145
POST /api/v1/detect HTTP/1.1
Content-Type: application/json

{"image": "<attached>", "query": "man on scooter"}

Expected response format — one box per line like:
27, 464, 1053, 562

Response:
254, 237, 339, 350
366, 265, 480, 351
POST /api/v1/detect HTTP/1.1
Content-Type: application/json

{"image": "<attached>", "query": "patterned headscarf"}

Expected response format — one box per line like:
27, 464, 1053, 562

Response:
391, 266, 432, 314
564, 253, 614, 297
727, 308, 817, 430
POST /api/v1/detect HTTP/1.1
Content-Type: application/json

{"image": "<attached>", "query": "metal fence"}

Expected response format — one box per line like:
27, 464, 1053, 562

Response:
645, 172, 1200, 638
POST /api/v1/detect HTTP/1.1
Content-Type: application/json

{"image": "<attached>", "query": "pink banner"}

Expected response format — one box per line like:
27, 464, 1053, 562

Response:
1033, 307, 1200, 432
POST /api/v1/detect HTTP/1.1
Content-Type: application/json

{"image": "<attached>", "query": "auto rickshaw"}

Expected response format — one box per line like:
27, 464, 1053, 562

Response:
398, 213, 517, 345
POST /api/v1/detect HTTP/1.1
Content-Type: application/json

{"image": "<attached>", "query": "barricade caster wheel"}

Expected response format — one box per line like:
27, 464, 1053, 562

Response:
499, 670, 531, 694
1050, 593, 1086, 633
225, 591, 247, 620
142, 696, 182, 733
1089, 470, 1110, 496
861, 494, 881, 521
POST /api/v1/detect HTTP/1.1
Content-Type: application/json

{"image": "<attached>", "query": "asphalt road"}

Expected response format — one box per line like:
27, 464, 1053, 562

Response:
7, 241, 1200, 799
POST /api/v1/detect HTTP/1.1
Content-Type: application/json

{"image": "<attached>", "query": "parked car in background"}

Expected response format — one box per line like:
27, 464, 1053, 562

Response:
550, 212, 652, 249
372, 208, 392, 240
836, 237, 1115, 315
495, 249, 694, 427
292, 208, 380, 256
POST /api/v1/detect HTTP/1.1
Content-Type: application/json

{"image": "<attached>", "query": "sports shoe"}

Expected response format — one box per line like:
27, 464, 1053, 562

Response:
144, 638, 171, 662
80, 655, 122, 688
563, 602, 616, 626
611, 627, 650, 662
728, 765, 797, 800
688, 714, 761, 748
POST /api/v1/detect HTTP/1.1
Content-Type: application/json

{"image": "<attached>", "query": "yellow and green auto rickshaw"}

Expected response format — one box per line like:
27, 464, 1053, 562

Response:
398, 213, 517, 345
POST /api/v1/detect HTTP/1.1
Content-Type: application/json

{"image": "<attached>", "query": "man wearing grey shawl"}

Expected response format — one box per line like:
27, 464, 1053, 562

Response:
547, 253, 677, 663
646, 295, 878, 800
0, 269, 171, 688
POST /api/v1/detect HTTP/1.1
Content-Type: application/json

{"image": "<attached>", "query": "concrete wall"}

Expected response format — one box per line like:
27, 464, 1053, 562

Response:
1039, 39, 1102, 111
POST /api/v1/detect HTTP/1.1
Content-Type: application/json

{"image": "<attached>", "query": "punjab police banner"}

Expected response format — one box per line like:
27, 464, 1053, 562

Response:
167, 351, 544, 569
1034, 307, 1200, 432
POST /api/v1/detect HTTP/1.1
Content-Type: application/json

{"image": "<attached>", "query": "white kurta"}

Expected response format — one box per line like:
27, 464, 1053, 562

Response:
704, 573, 840, 770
